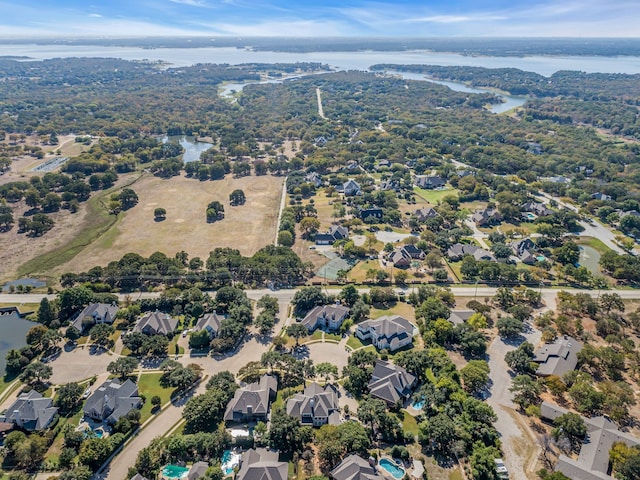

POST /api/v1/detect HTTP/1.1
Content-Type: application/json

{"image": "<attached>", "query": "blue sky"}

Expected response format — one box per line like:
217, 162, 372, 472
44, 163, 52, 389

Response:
0, 0, 637, 37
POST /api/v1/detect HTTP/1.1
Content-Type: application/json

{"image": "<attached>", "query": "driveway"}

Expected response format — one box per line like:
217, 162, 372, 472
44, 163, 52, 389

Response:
375, 231, 413, 244
49, 344, 116, 384
486, 325, 542, 480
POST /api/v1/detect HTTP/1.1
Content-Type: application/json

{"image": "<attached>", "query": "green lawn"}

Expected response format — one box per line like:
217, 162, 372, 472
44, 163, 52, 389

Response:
577, 236, 612, 255
325, 333, 341, 342
370, 301, 416, 321
273, 385, 304, 410
137, 372, 176, 422
346, 336, 365, 350
413, 186, 459, 204
449, 471, 464, 480
400, 410, 420, 436
168, 336, 185, 355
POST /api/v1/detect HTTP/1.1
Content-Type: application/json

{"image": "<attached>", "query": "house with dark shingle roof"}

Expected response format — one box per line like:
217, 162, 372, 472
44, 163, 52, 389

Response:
342, 179, 362, 197
521, 201, 553, 218
188, 461, 209, 480
72, 302, 119, 333
0, 390, 57, 431
224, 375, 277, 423
236, 448, 287, 480
447, 310, 475, 326
130, 474, 149, 480
315, 225, 349, 245
193, 312, 223, 339
540, 401, 640, 480
471, 208, 502, 226
83, 378, 142, 424
301, 304, 350, 332
414, 175, 445, 189
286, 383, 340, 427
511, 238, 538, 265
331, 454, 384, 480
386, 245, 425, 268
356, 315, 416, 352
414, 207, 438, 222
134, 311, 178, 336
533, 336, 582, 377
447, 243, 495, 262
368, 360, 416, 406
305, 172, 323, 187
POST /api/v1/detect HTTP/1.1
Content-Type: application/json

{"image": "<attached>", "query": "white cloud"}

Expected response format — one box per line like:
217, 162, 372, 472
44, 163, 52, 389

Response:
200, 19, 353, 36
407, 15, 507, 24
88, 13, 102, 18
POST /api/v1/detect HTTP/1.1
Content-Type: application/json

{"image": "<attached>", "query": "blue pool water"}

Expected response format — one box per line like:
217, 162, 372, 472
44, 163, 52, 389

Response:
379, 459, 405, 479
221, 449, 241, 475
411, 400, 424, 410
162, 465, 189, 479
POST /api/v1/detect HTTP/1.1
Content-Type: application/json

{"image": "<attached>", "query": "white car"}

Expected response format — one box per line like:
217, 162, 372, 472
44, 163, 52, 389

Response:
82, 387, 92, 399
182, 330, 188, 337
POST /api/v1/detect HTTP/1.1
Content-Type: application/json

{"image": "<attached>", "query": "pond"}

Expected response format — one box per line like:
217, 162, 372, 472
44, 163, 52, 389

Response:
578, 246, 602, 276
160, 135, 214, 163
0, 312, 39, 375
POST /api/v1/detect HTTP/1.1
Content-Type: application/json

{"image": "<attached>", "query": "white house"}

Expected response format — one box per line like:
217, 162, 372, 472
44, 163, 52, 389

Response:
355, 315, 417, 352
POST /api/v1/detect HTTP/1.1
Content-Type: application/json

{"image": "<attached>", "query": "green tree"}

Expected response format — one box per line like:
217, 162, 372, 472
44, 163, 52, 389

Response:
107, 357, 139, 379
277, 230, 294, 246
292, 286, 327, 316
37, 297, 57, 326
89, 323, 115, 349
119, 188, 139, 210
20, 361, 52, 386
553, 412, 587, 450
497, 316, 524, 339
460, 360, 490, 394
267, 408, 312, 453
505, 342, 535, 374
229, 189, 246, 206
287, 323, 309, 346
154, 207, 166, 221
510, 375, 541, 409
55, 382, 84, 414
339, 285, 360, 307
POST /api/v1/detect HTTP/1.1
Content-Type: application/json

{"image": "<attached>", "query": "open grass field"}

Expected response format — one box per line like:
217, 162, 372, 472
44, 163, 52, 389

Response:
577, 236, 612, 255
137, 372, 176, 422
57, 173, 284, 274
413, 186, 459, 204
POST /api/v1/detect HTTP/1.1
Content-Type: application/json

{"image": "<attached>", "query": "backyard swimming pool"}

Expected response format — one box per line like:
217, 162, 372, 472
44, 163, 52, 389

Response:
379, 458, 405, 479
162, 465, 189, 479
410, 399, 424, 410
221, 449, 241, 475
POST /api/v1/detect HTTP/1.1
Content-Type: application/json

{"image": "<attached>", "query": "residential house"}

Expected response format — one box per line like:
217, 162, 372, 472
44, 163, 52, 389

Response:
414, 175, 445, 189
346, 160, 359, 170
446, 243, 495, 262
331, 454, 384, 480
224, 374, 277, 423
510, 238, 538, 265
71, 302, 119, 333
83, 378, 142, 424
305, 172, 323, 187
455, 169, 475, 178
414, 207, 438, 222
134, 311, 178, 336
314, 136, 327, 147
533, 336, 583, 377
472, 208, 502, 226
286, 383, 340, 427
359, 207, 383, 221
386, 245, 425, 268
619, 210, 640, 219
236, 448, 287, 480
355, 315, 417, 352
539, 176, 571, 184
540, 401, 640, 480
193, 312, 224, 339
368, 360, 417, 406
447, 310, 475, 326
130, 474, 149, 480
342, 179, 361, 197
379, 179, 400, 192
301, 304, 350, 332
0, 390, 57, 431
187, 462, 209, 480
375, 159, 390, 170
315, 225, 349, 245
591, 192, 612, 201
521, 201, 553, 218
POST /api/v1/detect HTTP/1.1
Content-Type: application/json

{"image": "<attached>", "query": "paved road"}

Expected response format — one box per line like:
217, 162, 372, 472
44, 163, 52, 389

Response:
316, 87, 326, 119
465, 218, 490, 249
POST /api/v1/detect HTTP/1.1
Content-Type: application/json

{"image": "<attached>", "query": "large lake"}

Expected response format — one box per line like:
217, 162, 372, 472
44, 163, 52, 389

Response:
3, 44, 640, 76
0, 312, 38, 375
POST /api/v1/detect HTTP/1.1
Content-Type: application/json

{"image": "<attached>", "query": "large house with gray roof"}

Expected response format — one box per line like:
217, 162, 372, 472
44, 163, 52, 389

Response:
472, 208, 502, 226
301, 304, 350, 333
541, 401, 640, 480
83, 378, 142, 424
0, 390, 57, 431
447, 243, 495, 262
414, 175, 445, 189
187, 461, 209, 480
368, 360, 417, 406
193, 312, 224, 339
331, 454, 384, 480
533, 336, 582, 377
134, 311, 178, 336
316, 225, 349, 245
356, 315, 417, 352
286, 383, 340, 427
224, 374, 277, 423
72, 302, 119, 333
236, 448, 287, 480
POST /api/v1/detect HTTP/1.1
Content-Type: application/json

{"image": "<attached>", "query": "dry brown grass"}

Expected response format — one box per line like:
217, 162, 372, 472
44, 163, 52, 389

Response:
56, 173, 284, 273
